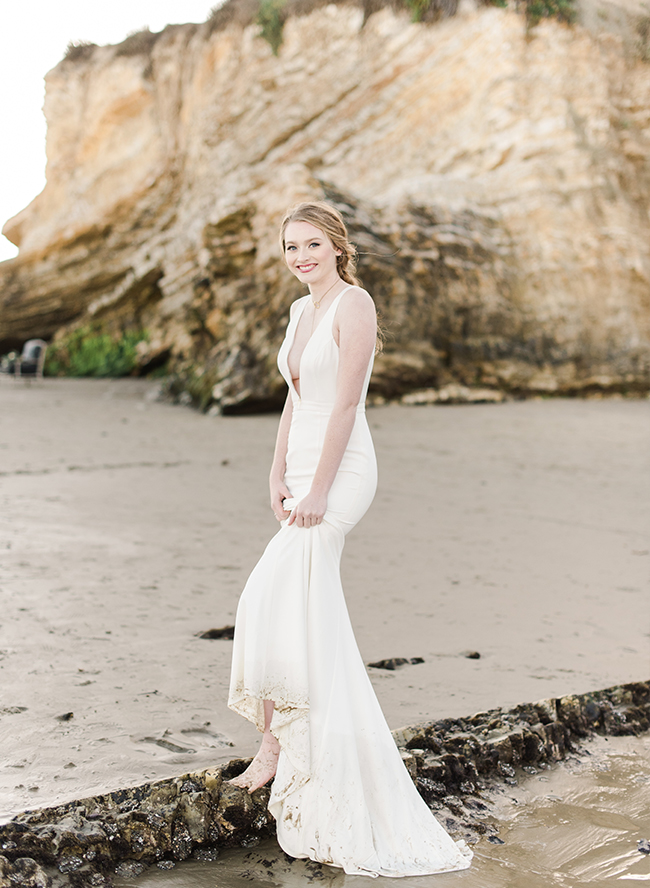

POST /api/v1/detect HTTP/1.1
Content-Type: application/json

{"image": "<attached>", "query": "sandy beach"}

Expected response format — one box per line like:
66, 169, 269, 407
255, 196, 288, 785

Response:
1, 377, 648, 821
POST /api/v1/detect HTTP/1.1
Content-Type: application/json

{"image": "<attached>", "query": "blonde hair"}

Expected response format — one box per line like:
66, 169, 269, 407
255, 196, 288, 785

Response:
279, 201, 361, 287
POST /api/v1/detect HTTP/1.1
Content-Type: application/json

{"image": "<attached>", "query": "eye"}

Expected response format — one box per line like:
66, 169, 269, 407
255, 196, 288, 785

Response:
286, 245, 296, 251
309, 242, 321, 248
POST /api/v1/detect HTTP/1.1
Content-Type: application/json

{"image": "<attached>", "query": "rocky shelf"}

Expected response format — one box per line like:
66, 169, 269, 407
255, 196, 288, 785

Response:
1, 680, 648, 887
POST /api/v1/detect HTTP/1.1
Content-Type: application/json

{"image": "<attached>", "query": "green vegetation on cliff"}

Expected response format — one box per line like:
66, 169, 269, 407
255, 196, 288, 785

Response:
45, 326, 148, 378
62, 0, 579, 78
207, 0, 577, 51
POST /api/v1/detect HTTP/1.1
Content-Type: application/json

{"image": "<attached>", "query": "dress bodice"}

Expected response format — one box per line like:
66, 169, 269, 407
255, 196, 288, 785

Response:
277, 287, 374, 409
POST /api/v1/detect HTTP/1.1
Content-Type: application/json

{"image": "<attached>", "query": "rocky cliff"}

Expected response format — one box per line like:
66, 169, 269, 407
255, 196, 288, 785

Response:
2, 0, 650, 409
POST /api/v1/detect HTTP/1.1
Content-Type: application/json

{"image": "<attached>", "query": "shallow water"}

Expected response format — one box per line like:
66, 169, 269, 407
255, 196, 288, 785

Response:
115, 733, 650, 888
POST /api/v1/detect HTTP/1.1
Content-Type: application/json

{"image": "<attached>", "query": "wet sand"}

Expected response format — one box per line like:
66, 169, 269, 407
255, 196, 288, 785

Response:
1, 377, 649, 820
113, 732, 650, 888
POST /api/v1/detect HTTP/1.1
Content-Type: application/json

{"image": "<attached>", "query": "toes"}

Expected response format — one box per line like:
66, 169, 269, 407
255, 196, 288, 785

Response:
228, 775, 250, 789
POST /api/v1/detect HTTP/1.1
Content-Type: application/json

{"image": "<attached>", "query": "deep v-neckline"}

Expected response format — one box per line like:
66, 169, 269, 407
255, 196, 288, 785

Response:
287, 286, 351, 400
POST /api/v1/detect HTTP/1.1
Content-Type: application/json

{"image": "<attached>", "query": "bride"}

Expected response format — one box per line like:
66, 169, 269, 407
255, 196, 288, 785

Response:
227, 201, 472, 877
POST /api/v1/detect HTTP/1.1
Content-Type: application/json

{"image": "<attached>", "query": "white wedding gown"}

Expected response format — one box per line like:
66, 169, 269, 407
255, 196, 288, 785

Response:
228, 287, 472, 876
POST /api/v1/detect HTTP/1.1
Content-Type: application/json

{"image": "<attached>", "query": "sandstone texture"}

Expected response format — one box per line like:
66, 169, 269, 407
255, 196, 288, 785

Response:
0, 681, 648, 887
2, 3, 650, 409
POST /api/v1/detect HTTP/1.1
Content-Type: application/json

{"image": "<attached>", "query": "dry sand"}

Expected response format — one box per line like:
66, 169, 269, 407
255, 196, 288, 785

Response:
0, 377, 648, 821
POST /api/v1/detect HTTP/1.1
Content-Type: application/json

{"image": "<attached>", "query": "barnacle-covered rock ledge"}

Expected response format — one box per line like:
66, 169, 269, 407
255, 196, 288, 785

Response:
1, 681, 648, 887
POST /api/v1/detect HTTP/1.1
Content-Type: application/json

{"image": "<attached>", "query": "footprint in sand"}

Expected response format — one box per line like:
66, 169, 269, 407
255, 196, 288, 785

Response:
132, 726, 233, 760
141, 734, 196, 754
179, 726, 233, 747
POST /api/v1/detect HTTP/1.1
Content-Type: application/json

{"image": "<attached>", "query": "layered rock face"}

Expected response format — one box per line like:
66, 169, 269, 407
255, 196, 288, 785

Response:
2, 3, 650, 408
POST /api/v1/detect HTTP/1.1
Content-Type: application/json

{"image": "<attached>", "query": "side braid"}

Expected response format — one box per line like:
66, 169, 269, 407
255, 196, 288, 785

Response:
336, 246, 360, 286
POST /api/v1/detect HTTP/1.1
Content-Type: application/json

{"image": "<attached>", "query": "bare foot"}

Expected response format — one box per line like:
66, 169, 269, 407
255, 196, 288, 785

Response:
228, 731, 280, 793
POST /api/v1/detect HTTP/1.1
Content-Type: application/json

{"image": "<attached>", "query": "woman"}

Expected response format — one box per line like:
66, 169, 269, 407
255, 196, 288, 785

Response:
228, 201, 472, 876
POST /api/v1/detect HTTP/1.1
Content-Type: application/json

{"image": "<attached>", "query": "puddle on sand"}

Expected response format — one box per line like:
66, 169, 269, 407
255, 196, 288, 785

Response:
115, 733, 650, 888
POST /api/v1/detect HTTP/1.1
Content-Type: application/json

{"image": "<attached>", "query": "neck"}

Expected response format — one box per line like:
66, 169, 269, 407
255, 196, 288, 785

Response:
309, 276, 341, 304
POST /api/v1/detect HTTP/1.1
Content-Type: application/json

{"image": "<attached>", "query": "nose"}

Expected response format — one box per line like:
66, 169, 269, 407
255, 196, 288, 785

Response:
297, 245, 310, 262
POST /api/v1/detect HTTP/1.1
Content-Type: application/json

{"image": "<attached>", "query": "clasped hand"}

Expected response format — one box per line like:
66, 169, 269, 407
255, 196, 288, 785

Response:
287, 490, 327, 528
270, 480, 326, 527
270, 479, 292, 522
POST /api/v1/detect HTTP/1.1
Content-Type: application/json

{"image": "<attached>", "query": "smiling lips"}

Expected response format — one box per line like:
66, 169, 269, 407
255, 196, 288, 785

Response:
297, 263, 317, 273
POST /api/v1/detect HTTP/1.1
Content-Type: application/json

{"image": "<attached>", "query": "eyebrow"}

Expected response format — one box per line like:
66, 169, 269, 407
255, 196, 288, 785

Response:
285, 237, 322, 246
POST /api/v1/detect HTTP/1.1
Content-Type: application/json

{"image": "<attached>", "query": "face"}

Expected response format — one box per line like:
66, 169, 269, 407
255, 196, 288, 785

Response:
283, 220, 341, 285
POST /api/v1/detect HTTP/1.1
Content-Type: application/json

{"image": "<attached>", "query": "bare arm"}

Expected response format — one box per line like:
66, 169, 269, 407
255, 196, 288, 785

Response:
269, 390, 294, 520
289, 288, 376, 528
269, 300, 302, 520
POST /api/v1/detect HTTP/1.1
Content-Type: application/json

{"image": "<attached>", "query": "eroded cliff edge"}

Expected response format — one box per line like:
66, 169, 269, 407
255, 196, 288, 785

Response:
2, 2, 650, 409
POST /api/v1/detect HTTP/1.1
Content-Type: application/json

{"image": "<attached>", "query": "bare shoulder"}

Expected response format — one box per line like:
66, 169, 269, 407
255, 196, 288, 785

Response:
289, 294, 309, 318
334, 287, 376, 350
338, 286, 376, 320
